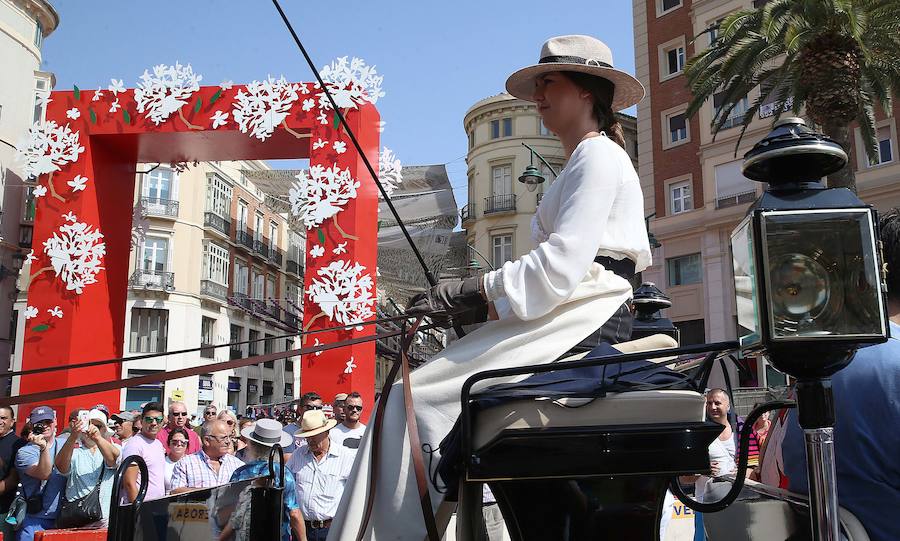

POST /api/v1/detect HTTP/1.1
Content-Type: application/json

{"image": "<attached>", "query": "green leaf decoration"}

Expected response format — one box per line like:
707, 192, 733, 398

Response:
333, 113, 341, 130
123, 109, 131, 124
32, 324, 50, 332
209, 89, 222, 105
317, 228, 325, 244
89, 108, 97, 124
193, 98, 202, 114
73, 85, 80, 101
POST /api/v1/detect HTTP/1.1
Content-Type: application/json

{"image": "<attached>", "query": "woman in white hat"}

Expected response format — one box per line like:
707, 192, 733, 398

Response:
330, 35, 651, 540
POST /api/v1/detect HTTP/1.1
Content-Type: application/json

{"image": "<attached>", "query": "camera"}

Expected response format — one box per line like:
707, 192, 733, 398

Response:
31, 423, 46, 435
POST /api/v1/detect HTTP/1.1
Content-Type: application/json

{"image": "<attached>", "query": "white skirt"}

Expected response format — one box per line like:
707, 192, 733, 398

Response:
328, 264, 633, 540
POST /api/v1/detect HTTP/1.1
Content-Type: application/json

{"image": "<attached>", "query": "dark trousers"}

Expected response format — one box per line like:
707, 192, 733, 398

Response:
306, 525, 329, 541
566, 300, 634, 355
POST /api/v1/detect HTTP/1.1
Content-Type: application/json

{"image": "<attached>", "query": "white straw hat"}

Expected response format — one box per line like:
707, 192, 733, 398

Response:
506, 35, 645, 112
295, 409, 337, 438
241, 418, 293, 448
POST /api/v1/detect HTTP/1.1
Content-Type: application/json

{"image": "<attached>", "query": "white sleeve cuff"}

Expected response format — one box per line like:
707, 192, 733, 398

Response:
482, 270, 505, 303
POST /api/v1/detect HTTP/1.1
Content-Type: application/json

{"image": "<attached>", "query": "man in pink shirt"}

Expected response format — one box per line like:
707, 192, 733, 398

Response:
156, 401, 201, 454
121, 402, 167, 501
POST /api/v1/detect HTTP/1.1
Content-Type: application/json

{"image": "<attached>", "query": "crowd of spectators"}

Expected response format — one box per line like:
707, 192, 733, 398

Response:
0, 390, 367, 541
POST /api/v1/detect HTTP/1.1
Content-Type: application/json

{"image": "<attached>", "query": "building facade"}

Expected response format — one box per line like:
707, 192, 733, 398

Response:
0, 0, 58, 395
633, 0, 900, 387
462, 93, 637, 272
13, 159, 306, 416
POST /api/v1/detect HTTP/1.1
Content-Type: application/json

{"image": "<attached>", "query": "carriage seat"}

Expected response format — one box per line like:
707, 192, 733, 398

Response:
467, 334, 719, 481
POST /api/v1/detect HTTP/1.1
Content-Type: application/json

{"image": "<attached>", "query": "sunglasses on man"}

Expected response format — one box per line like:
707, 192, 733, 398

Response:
345, 405, 363, 412
144, 416, 165, 424
170, 412, 188, 417
302, 405, 323, 410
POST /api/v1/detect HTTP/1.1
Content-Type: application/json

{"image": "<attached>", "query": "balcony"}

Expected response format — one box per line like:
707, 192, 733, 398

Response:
269, 246, 283, 267
140, 197, 179, 219
200, 279, 228, 301
236, 230, 254, 251
460, 204, 475, 223
230, 292, 253, 311
253, 238, 270, 259
286, 259, 302, 276
129, 269, 175, 291
200, 343, 215, 359
715, 190, 757, 209
484, 194, 516, 215
203, 212, 231, 237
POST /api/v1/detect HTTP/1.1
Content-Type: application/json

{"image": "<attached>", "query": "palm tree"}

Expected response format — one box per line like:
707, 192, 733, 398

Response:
684, 0, 900, 192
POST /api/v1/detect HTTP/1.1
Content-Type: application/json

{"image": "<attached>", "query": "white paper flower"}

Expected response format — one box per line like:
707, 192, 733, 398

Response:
344, 357, 357, 374
316, 110, 327, 125
25, 249, 37, 264
35, 91, 52, 107
66, 108, 81, 120
316, 56, 385, 111
109, 99, 120, 113
313, 338, 322, 356
289, 164, 360, 229
210, 110, 229, 129
15, 120, 85, 179
302, 98, 316, 112
24, 306, 38, 320
232, 75, 300, 141
32, 185, 47, 198
67, 174, 88, 192
332, 242, 347, 255
62, 211, 77, 223
310, 244, 325, 258
377, 120, 386, 133
42, 213, 106, 294
47, 306, 63, 318
378, 147, 402, 199
312, 138, 327, 150
219, 80, 234, 90
108, 78, 126, 95
306, 259, 375, 326
134, 63, 202, 125
332, 141, 347, 154
92, 90, 103, 102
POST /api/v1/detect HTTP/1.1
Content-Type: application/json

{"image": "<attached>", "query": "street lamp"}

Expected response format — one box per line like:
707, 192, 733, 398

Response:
518, 142, 557, 192
730, 117, 888, 540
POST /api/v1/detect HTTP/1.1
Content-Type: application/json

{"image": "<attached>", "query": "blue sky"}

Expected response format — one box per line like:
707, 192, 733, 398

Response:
41, 1, 636, 208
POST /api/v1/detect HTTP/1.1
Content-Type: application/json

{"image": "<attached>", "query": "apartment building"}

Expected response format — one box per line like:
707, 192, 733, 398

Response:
633, 0, 900, 387
13, 160, 306, 416
0, 0, 58, 396
462, 93, 637, 270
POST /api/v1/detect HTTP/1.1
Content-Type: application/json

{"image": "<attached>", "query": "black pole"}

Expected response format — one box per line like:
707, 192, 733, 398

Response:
270, 0, 466, 338
270, 0, 436, 287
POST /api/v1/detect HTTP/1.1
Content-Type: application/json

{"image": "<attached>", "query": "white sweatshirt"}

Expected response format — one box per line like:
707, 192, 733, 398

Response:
483, 134, 651, 321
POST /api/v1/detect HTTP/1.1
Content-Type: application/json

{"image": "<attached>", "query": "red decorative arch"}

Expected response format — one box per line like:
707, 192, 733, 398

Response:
19, 77, 379, 419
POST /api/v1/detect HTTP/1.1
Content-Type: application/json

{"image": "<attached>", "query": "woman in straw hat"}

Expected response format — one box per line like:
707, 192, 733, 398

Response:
329, 35, 651, 540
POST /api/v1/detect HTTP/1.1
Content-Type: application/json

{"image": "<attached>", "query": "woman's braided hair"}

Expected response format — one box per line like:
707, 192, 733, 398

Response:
561, 71, 626, 150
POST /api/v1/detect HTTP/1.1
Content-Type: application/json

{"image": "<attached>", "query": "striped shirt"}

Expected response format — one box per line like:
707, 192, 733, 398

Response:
286, 438, 354, 520
170, 449, 243, 491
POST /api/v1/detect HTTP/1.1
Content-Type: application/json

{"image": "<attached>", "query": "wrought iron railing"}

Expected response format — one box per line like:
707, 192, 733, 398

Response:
203, 212, 231, 236
254, 238, 270, 259
200, 279, 228, 301
140, 197, 179, 218
236, 230, 254, 250
200, 343, 215, 358
286, 259, 302, 276
484, 194, 516, 214
461, 204, 475, 222
715, 190, 757, 209
269, 246, 283, 266
129, 269, 175, 291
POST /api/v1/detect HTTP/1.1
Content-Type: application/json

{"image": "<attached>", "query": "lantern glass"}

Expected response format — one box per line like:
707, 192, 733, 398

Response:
760, 209, 885, 341
732, 217, 762, 347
